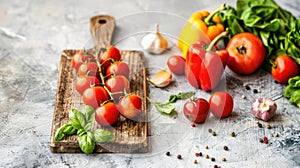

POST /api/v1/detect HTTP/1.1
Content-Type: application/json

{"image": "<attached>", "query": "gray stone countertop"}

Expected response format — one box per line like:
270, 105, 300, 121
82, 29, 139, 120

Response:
0, 0, 299, 167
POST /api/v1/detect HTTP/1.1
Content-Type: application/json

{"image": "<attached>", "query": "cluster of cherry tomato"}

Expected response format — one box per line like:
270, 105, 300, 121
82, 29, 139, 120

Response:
71, 46, 142, 126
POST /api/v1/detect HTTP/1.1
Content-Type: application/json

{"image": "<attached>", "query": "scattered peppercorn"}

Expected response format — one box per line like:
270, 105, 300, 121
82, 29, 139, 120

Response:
166, 151, 170, 156
259, 138, 264, 143
266, 124, 271, 129
253, 89, 258, 93
258, 123, 263, 128
263, 137, 269, 144
212, 131, 217, 136
245, 85, 251, 90
242, 95, 246, 99
256, 121, 260, 124
199, 152, 203, 156
222, 157, 227, 162
274, 132, 279, 137
208, 128, 212, 133
223, 146, 228, 151
194, 159, 198, 164
177, 154, 182, 159
205, 145, 209, 149
257, 89, 261, 93
195, 152, 200, 157
191, 123, 196, 127
214, 165, 218, 168
211, 157, 216, 162
205, 154, 209, 159
230, 132, 236, 137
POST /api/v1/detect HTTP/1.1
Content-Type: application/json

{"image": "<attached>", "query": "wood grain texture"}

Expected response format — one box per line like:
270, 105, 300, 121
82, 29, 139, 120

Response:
50, 50, 148, 153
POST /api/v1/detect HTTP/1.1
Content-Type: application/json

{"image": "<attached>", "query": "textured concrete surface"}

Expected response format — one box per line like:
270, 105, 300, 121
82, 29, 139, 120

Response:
0, 0, 300, 167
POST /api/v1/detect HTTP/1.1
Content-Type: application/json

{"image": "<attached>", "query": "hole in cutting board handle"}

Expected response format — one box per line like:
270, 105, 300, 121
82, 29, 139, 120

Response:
98, 19, 107, 24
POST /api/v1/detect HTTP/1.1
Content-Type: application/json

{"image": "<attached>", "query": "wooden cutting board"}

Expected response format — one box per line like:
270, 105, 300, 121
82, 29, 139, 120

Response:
50, 15, 149, 153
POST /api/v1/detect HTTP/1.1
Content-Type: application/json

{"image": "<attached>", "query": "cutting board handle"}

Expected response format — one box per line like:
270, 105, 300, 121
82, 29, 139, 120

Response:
90, 15, 115, 50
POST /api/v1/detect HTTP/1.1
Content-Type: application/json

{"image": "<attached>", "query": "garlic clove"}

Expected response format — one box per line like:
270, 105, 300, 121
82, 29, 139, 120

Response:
141, 24, 169, 55
251, 98, 277, 121
149, 69, 172, 87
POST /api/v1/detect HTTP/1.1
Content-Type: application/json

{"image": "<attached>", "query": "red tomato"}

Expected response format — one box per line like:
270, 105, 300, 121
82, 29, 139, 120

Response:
95, 102, 120, 126
75, 76, 100, 95
82, 86, 109, 109
183, 98, 210, 123
118, 94, 142, 119
105, 76, 130, 101
226, 32, 265, 75
78, 62, 99, 78
271, 55, 299, 84
209, 92, 234, 118
106, 62, 130, 79
100, 46, 122, 69
71, 51, 85, 70
167, 55, 186, 75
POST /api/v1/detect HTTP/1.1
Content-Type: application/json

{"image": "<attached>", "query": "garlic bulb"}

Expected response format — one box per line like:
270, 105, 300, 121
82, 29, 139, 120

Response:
251, 98, 277, 121
141, 24, 169, 55
149, 69, 172, 87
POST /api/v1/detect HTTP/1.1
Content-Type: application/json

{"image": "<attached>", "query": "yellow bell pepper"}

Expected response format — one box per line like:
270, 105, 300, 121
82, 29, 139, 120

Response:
178, 4, 226, 58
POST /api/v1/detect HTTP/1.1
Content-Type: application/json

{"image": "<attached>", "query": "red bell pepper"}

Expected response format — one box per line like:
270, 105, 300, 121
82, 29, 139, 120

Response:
185, 31, 229, 91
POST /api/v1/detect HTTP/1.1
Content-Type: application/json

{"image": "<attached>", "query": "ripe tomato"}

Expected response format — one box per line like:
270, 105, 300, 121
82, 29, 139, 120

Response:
118, 94, 142, 119
209, 92, 234, 118
106, 62, 130, 79
71, 51, 85, 70
167, 55, 186, 75
95, 102, 120, 126
75, 76, 100, 95
105, 76, 130, 100
77, 62, 100, 78
226, 32, 265, 75
100, 46, 122, 69
183, 98, 210, 123
271, 55, 299, 84
82, 86, 109, 109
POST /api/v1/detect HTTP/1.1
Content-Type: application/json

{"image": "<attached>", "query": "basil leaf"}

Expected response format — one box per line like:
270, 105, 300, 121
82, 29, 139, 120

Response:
69, 109, 86, 130
168, 95, 177, 103
84, 123, 92, 132
78, 132, 95, 154
93, 129, 115, 143
283, 76, 300, 108
168, 92, 195, 103
82, 106, 95, 124
153, 102, 175, 115
55, 123, 76, 141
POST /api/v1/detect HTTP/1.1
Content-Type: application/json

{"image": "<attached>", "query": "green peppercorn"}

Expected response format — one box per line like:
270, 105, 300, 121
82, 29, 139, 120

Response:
222, 157, 227, 162
194, 159, 197, 164
205, 154, 209, 159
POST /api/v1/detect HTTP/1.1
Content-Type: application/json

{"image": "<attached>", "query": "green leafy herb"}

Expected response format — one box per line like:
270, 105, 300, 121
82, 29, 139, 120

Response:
283, 76, 300, 107
153, 102, 176, 115
93, 129, 115, 143
54, 106, 115, 154
168, 91, 195, 103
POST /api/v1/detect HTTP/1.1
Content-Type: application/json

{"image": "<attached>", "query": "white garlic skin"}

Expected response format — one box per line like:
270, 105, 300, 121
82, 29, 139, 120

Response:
141, 24, 168, 55
251, 98, 277, 121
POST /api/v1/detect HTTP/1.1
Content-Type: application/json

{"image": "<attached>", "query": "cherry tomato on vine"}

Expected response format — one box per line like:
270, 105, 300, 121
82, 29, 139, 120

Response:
118, 94, 142, 119
100, 46, 122, 69
71, 51, 85, 70
183, 98, 210, 123
95, 102, 120, 126
75, 76, 100, 95
209, 92, 233, 118
226, 32, 265, 75
105, 75, 130, 100
106, 62, 130, 79
82, 86, 109, 109
271, 55, 299, 84
78, 62, 99, 78
167, 55, 186, 75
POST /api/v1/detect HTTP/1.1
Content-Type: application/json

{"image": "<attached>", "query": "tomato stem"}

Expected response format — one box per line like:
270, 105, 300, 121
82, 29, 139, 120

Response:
206, 31, 229, 51
236, 45, 247, 55
203, 4, 226, 25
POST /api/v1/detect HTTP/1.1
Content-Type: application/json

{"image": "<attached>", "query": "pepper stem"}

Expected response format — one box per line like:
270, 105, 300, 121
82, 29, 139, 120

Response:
206, 31, 229, 51
204, 4, 226, 25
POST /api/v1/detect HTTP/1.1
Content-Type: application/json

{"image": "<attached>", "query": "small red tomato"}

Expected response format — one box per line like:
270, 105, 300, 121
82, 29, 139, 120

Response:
75, 76, 100, 95
71, 51, 85, 70
82, 86, 109, 109
95, 102, 120, 126
271, 55, 299, 84
118, 94, 142, 119
167, 55, 186, 75
106, 62, 130, 79
209, 92, 234, 118
216, 49, 229, 68
183, 98, 210, 123
78, 62, 99, 78
100, 46, 122, 69
105, 75, 130, 100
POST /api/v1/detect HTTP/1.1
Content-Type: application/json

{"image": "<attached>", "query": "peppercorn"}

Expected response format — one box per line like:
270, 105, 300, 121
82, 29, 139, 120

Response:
212, 131, 217, 136
223, 146, 228, 151
257, 89, 261, 93
211, 157, 216, 162
208, 128, 212, 133
166, 151, 171, 156
242, 95, 246, 99
214, 165, 218, 168
194, 159, 197, 164
274, 132, 279, 137
258, 123, 263, 128
259, 138, 264, 143
205, 145, 209, 149
199, 152, 203, 156
256, 121, 260, 124
222, 157, 227, 162
177, 154, 182, 159
205, 154, 209, 159
230, 132, 236, 137
253, 89, 258, 93
195, 152, 200, 157
263, 137, 268, 144
266, 124, 271, 129
245, 85, 251, 90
